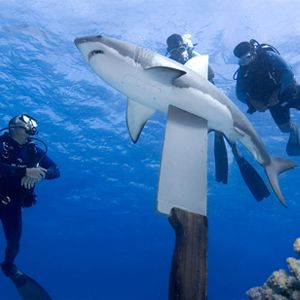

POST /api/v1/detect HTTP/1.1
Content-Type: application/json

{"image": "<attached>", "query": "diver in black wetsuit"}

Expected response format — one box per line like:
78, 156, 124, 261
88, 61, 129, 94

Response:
234, 40, 300, 156
0, 114, 60, 279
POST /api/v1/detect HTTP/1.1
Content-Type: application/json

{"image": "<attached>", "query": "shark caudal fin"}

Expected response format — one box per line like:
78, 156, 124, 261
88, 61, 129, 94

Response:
264, 156, 296, 206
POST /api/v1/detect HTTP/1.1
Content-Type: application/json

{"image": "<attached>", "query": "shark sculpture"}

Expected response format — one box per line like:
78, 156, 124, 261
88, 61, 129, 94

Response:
75, 35, 296, 206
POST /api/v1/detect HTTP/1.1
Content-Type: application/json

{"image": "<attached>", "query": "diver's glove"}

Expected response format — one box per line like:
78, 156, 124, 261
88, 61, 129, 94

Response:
21, 176, 39, 189
246, 105, 256, 114
21, 167, 47, 189
245, 97, 257, 114
25, 167, 47, 179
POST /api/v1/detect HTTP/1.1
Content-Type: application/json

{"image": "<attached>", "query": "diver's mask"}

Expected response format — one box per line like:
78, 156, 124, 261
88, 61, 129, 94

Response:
168, 45, 190, 64
10, 114, 38, 136
239, 51, 256, 67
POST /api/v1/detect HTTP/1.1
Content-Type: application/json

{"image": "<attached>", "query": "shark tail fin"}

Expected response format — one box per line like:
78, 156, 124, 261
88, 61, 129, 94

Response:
264, 156, 296, 206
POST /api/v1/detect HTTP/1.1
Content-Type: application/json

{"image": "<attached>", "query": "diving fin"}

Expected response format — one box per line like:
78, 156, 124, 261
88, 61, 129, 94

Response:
286, 124, 300, 156
286, 141, 300, 156
230, 143, 270, 201
214, 133, 270, 201
214, 131, 228, 184
8, 268, 52, 300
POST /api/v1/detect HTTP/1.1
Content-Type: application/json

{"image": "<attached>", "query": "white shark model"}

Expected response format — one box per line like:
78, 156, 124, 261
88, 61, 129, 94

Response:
75, 35, 296, 206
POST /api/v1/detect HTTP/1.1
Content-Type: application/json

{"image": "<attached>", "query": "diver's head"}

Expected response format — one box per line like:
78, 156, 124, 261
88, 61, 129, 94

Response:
166, 33, 190, 64
233, 41, 256, 66
8, 114, 38, 142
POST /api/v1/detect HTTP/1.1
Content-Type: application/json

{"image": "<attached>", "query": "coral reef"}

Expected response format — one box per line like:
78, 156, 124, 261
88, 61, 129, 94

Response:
247, 238, 300, 300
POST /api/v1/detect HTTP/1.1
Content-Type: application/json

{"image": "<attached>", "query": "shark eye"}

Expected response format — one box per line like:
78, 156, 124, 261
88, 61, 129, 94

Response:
88, 49, 104, 60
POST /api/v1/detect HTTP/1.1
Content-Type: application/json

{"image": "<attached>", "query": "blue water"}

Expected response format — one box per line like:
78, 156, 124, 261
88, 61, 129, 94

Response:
1, 1, 300, 299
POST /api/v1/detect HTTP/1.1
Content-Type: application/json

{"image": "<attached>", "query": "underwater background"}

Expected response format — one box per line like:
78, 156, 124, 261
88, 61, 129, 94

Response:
0, 0, 300, 299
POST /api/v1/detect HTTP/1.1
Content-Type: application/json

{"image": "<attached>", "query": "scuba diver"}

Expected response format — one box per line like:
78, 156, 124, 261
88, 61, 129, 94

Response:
165, 33, 270, 201
166, 33, 215, 83
0, 114, 60, 283
233, 39, 300, 156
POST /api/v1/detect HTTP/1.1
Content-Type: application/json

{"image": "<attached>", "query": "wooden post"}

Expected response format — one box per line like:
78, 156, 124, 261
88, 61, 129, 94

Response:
168, 208, 208, 300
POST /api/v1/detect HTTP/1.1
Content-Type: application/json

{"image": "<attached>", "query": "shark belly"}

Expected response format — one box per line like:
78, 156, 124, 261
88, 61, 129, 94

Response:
121, 73, 234, 136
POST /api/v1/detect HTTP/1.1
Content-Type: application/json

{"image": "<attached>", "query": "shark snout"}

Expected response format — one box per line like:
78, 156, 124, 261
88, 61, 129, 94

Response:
74, 35, 103, 47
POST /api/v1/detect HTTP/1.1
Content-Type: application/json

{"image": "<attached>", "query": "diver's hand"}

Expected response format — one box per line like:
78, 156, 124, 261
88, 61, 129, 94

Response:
268, 89, 280, 107
21, 167, 47, 189
21, 176, 39, 189
26, 167, 47, 179
246, 106, 256, 114
248, 97, 268, 112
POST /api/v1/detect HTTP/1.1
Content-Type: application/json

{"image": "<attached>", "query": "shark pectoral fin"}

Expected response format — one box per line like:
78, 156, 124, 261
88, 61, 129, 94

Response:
265, 156, 296, 206
126, 99, 156, 143
184, 55, 209, 79
145, 66, 186, 84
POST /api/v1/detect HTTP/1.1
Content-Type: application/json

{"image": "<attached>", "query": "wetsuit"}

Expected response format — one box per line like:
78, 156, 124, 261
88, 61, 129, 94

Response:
236, 51, 300, 130
0, 132, 60, 268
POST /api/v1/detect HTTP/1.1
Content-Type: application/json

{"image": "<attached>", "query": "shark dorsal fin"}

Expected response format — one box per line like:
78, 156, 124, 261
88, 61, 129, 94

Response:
126, 99, 156, 143
145, 66, 186, 84
184, 55, 209, 79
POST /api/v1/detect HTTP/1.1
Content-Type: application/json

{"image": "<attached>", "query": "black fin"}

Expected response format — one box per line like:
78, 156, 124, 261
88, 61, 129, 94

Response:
286, 142, 300, 156
286, 131, 300, 156
231, 144, 270, 201
214, 132, 228, 184
10, 271, 52, 300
